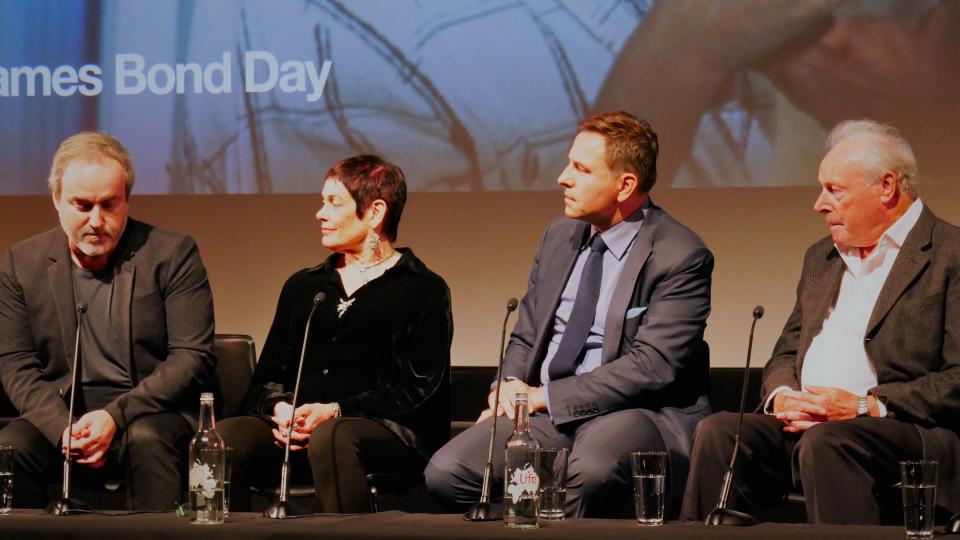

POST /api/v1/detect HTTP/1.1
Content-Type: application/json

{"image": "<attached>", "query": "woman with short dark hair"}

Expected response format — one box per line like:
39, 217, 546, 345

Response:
219, 155, 451, 513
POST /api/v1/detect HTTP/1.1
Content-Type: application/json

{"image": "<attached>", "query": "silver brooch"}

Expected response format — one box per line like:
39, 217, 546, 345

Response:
336, 297, 356, 318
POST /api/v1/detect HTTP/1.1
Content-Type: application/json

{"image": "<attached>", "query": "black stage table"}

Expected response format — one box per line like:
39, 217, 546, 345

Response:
0, 510, 915, 540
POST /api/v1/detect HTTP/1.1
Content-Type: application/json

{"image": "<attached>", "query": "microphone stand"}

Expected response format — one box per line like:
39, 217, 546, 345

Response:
464, 298, 518, 521
705, 306, 764, 527
265, 292, 326, 519
47, 303, 91, 516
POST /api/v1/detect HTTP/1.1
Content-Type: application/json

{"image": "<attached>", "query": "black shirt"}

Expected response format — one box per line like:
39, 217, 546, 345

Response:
240, 249, 452, 454
73, 265, 132, 412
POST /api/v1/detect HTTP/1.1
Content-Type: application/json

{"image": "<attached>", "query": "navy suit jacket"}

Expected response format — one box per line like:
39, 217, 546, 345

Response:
501, 200, 713, 461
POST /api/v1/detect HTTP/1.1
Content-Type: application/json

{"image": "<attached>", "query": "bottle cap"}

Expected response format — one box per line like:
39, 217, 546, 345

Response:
200, 392, 214, 402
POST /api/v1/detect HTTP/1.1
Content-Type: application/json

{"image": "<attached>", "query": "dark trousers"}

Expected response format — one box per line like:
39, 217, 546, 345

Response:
679, 412, 924, 524
0, 413, 193, 511
218, 416, 426, 513
425, 408, 667, 518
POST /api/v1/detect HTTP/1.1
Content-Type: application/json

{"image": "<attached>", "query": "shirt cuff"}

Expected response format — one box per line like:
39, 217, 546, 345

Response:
763, 386, 793, 414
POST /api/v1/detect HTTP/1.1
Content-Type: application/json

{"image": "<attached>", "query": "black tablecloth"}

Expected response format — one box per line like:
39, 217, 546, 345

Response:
0, 510, 913, 540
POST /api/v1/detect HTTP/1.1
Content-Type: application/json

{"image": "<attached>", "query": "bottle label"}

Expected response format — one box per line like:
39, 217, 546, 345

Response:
189, 460, 218, 499
506, 463, 539, 500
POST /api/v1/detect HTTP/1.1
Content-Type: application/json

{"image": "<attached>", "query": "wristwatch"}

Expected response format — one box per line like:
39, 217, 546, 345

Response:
857, 396, 869, 417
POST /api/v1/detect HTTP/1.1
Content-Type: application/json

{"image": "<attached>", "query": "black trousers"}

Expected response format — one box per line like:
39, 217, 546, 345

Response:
679, 412, 925, 524
425, 408, 667, 518
0, 414, 193, 511
218, 416, 426, 513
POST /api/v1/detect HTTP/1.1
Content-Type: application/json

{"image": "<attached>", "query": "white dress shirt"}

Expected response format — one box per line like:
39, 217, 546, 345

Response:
766, 198, 924, 415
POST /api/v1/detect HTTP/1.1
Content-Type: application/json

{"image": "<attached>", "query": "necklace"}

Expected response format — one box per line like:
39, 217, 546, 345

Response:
336, 251, 399, 319
346, 251, 399, 284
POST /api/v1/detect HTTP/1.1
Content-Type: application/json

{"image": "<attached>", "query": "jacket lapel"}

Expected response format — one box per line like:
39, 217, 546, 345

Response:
526, 223, 588, 382
46, 233, 77, 373
601, 209, 653, 363
113, 260, 135, 380
865, 207, 934, 338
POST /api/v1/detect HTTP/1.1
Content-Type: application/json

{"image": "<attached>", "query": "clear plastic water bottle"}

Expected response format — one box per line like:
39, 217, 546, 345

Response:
188, 392, 225, 524
504, 393, 540, 528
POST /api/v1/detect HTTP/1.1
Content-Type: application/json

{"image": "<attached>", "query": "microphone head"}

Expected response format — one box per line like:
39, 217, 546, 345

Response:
753, 305, 764, 319
313, 292, 326, 305
506, 298, 519, 312
76, 303, 88, 315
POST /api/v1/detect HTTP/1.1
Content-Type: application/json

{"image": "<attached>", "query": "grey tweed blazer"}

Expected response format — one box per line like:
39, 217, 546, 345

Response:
763, 205, 960, 511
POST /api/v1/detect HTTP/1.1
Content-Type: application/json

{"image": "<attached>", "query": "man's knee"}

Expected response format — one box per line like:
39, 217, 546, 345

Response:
425, 432, 486, 504
124, 414, 189, 459
795, 423, 850, 465
423, 459, 455, 499
692, 412, 739, 446
0, 420, 56, 471
568, 455, 623, 493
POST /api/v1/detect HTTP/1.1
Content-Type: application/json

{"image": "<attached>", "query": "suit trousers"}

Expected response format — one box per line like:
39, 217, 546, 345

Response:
426, 408, 667, 518
217, 416, 426, 513
679, 412, 925, 524
0, 413, 193, 511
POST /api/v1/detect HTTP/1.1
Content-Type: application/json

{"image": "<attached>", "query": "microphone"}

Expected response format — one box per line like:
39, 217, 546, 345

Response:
464, 297, 519, 522
705, 305, 764, 527
47, 303, 91, 516
265, 292, 326, 519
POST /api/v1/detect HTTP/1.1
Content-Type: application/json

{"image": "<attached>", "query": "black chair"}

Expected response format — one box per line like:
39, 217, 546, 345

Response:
212, 333, 256, 418
210, 336, 323, 512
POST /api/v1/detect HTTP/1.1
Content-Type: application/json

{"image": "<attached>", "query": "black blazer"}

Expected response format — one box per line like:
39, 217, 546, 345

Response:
0, 219, 217, 445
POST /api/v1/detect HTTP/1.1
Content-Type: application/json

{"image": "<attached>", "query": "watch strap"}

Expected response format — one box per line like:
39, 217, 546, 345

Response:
857, 396, 869, 417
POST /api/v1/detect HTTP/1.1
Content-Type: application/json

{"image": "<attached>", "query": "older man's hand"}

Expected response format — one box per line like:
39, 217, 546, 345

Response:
773, 386, 872, 432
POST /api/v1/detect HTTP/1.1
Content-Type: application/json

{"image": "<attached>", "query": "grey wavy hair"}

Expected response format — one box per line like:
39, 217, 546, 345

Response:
825, 119, 918, 197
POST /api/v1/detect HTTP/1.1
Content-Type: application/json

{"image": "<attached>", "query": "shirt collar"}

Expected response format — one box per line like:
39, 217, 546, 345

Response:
883, 197, 923, 248
836, 198, 923, 265
591, 205, 645, 260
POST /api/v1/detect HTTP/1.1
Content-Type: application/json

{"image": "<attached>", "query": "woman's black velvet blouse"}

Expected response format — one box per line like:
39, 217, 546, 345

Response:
239, 248, 452, 453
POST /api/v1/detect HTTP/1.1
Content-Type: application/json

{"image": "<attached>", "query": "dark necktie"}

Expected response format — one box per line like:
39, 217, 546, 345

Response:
548, 234, 608, 381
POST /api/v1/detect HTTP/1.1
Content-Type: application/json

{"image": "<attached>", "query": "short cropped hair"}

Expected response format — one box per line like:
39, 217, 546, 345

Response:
325, 155, 407, 242
825, 119, 918, 197
578, 111, 659, 193
48, 131, 135, 199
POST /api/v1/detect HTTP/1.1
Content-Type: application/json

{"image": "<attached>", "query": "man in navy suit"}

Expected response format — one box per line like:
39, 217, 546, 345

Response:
426, 111, 713, 517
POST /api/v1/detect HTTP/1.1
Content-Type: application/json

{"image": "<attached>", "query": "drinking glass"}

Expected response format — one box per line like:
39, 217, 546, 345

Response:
631, 451, 666, 525
537, 448, 568, 521
900, 460, 937, 539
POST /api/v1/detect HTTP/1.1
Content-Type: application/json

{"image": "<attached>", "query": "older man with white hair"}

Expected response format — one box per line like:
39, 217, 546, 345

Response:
680, 119, 960, 524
